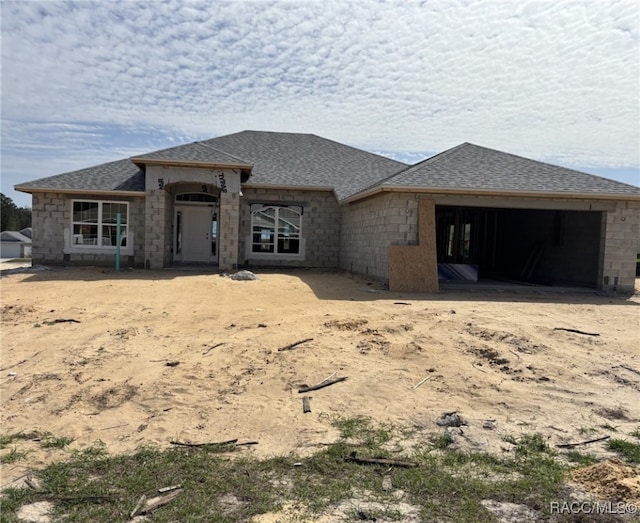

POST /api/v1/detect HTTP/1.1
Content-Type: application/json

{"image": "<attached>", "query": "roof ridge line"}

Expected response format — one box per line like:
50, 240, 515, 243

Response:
305, 133, 409, 167
196, 139, 253, 165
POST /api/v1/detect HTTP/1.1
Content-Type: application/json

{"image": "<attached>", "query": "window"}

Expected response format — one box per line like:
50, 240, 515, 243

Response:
72, 200, 129, 248
251, 205, 302, 255
176, 193, 217, 203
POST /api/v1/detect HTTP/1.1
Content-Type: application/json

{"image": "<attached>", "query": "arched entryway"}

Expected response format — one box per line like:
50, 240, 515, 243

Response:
173, 191, 220, 264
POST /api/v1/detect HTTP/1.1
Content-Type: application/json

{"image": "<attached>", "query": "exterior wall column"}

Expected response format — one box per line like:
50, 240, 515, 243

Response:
598, 201, 640, 293
144, 184, 168, 269
218, 191, 240, 271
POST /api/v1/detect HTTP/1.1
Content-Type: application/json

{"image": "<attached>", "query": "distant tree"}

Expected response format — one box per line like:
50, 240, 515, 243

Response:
1, 193, 31, 231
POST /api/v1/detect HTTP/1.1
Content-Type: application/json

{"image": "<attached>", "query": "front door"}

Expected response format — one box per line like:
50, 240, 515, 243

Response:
178, 205, 217, 263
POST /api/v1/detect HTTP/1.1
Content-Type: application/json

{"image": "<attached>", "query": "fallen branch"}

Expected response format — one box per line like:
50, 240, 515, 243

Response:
0, 359, 27, 372
321, 371, 337, 384
139, 489, 182, 515
203, 343, 224, 355
24, 475, 39, 490
412, 376, 432, 389
158, 485, 182, 494
508, 349, 521, 361
44, 319, 81, 325
169, 439, 258, 449
553, 327, 600, 337
101, 422, 128, 430
555, 435, 610, 449
278, 338, 313, 352
302, 396, 311, 413
298, 376, 348, 393
471, 362, 487, 374
345, 452, 418, 468
165, 361, 180, 367
620, 364, 640, 376
393, 302, 411, 305
130, 494, 147, 519
170, 439, 237, 448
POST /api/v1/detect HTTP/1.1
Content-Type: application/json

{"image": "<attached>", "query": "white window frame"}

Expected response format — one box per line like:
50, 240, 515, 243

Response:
249, 204, 304, 260
68, 200, 131, 254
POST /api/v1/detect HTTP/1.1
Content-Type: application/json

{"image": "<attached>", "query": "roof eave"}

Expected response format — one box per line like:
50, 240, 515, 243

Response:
343, 185, 640, 203
14, 186, 145, 197
243, 183, 335, 193
131, 157, 253, 171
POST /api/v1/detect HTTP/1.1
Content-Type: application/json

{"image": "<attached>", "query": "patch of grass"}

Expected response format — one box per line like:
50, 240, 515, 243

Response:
503, 432, 552, 457
0, 447, 29, 464
429, 431, 454, 449
0, 432, 36, 449
565, 451, 599, 466
41, 434, 74, 449
578, 426, 596, 436
607, 438, 640, 463
1, 422, 572, 523
330, 415, 395, 450
599, 423, 618, 432
630, 427, 640, 440
0, 434, 18, 449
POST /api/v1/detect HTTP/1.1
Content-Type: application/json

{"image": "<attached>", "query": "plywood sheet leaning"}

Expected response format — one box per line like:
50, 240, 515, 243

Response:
388, 198, 439, 293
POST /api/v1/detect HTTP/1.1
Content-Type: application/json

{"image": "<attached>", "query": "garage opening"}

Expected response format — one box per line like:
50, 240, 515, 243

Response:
435, 206, 602, 288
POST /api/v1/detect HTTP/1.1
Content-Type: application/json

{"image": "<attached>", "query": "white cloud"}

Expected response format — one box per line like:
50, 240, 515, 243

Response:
1, 0, 638, 207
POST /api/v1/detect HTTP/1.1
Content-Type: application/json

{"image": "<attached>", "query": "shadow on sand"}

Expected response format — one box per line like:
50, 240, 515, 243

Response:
3, 263, 638, 307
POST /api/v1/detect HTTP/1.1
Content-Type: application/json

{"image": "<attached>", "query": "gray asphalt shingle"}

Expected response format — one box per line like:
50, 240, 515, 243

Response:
132, 141, 251, 167
16, 159, 145, 193
379, 143, 640, 196
198, 131, 407, 200
16, 131, 406, 200
14, 134, 639, 200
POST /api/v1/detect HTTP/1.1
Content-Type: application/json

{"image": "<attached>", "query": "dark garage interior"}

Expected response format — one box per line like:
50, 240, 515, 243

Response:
436, 206, 603, 287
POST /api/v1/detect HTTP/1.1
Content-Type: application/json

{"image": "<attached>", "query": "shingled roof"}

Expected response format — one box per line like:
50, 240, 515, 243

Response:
16, 159, 145, 193
131, 141, 252, 168
197, 131, 407, 200
16, 131, 406, 200
374, 143, 640, 197
15, 134, 639, 201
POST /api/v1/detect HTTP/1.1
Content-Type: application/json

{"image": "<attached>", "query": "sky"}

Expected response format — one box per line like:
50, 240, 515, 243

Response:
1, 0, 639, 209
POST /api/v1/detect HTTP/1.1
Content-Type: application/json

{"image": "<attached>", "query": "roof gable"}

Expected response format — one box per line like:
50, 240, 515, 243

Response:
131, 141, 252, 168
378, 143, 640, 197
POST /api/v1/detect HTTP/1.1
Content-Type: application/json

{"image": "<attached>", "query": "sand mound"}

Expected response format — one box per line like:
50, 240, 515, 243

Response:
571, 459, 640, 504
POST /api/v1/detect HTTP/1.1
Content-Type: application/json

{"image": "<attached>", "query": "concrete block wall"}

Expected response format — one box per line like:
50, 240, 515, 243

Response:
31, 192, 145, 266
219, 192, 240, 270
599, 200, 640, 293
239, 188, 340, 267
339, 193, 420, 280
31, 193, 66, 263
144, 188, 170, 269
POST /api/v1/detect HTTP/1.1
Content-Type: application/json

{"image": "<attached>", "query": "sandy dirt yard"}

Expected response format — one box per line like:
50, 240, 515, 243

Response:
1, 265, 639, 502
